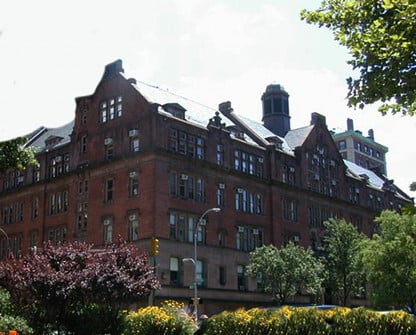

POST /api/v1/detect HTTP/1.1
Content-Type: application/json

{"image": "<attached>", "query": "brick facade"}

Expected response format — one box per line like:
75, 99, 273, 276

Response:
0, 60, 412, 314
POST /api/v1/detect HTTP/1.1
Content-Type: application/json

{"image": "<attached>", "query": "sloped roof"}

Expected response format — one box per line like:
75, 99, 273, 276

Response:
344, 160, 412, 201
26, 121, 74, 152
344, 160, 384, 189
284, 125, 314, 150
129, 75, 292, 152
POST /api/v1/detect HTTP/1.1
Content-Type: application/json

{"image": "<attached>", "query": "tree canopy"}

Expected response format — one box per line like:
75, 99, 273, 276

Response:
360, 211, 416, 312
0, 137, 37, 172
247, 243, 325, 305
301, 1, 416, 116
322, 218, 366, 306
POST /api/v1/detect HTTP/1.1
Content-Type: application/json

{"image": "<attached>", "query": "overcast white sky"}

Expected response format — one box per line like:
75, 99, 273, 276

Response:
0, 0, 415, 197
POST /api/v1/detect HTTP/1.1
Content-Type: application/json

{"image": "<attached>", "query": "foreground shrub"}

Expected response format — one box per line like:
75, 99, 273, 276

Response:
121, 300, 195, 335
203, 306, 330, 335
0, 289, 32, 335
200, 306, 416, 335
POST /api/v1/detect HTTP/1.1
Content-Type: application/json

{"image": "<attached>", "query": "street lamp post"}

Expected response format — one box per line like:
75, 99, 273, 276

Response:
183, 207, 220, 324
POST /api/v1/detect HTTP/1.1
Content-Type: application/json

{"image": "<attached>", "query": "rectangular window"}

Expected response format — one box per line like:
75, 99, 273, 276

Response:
282, 198, 298, 222
33, 167, 41, 183
188, 216, 195, 243
131, 138, 140, 152
251, 228, 264, 248
169, 214, 177, 240
237, 265, 247, 291
81, 135, 87, 154
100, 101, 108, 123
170, 257, 181, 285
169, 128, 205, 160
105, 144, 114, 160
196, 260, 205, 287
47, 226, 67, 244
234, 149, 263, 177
187, 176, 194, 199
219, 266, 226, 286
128, 215, 139, 241
196, 138, 204, 160
196, 178, 205, 202
178, 131, 187, 154
103, 218, 113, 243
234, 150, 240, 170
197, 224, 206, 244
129, 173, 139, 197
178, 214, 186, 241
236, 226, 249, 251
216, 187, 225, 207
32, 197, 39, 219
29, 230, 38, 249
216, 144, 224, 166
105, 179, 114, 202
100, 97, 122, 122
169, 129, 178, 152
169, 173, 177, 196
49, 194, 56, 215
179, 178, 186, 198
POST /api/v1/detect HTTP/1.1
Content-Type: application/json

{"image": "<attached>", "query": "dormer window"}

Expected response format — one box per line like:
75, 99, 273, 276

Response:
45, 135, 63, 147
163, 103, 186, 120
227, 126, 245, 140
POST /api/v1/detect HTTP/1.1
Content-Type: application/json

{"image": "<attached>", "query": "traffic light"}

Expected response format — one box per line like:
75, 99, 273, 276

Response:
150, 237, 159, 256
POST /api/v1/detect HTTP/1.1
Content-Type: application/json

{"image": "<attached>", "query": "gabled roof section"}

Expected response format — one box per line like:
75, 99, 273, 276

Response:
284, 125, 314, 150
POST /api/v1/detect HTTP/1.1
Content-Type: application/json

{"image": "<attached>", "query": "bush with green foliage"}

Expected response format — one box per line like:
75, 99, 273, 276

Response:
0, 288, 33, 334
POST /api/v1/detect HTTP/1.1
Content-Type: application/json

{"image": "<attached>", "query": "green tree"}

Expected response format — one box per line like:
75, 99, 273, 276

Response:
301, 1, 416, 116
322, 218, 366, 306
360, 210, 416, 312
0, 137, 37, 172
247, 242, 325, 305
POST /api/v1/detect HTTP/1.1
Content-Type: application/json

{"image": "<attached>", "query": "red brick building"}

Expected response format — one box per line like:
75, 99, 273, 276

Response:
0, 60, 412, 313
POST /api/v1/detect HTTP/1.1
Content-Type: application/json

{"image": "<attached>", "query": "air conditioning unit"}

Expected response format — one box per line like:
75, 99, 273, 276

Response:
129, 129, 139, 137
314, 174, 320, 181
129, 171, 138, 178
55, 155, 62, 162
355, 188, 360, 193
252, 228, 259, 235
258, 157, 264, 163
293, 235, 300, 242
218, 183, 225, 189
238, 226, 245, 233
180, 174, 188, 181
237, 188, 244, 193
103, 219, 111, 226
330, 160, 336, 167
289, 167, 295, 173
129, 214, 137, 221
369, 194, 374, 199
331, 179, 337, 186
104, 138, 113, 145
